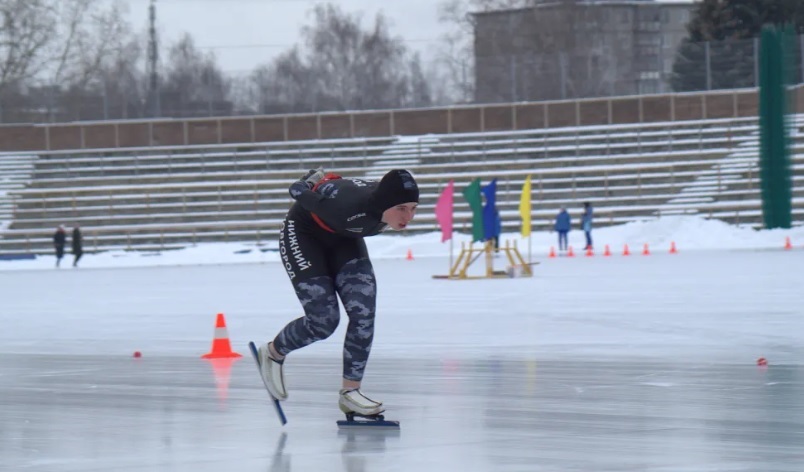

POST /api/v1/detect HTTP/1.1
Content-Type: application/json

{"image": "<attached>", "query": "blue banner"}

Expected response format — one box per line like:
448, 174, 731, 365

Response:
481, 179, 500, 241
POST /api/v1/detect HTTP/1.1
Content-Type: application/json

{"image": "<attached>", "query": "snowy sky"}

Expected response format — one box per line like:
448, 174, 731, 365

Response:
123, 0, 445, 74
120, 0, 701, 74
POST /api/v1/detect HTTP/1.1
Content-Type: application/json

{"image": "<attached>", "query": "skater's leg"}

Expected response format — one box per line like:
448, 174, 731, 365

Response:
272, 218, 339, 356
272, 276, 341, 355
259, 218, 338, 399
334, 257, 376, 384
263, 276, 340, 397
325, 243, 384, 416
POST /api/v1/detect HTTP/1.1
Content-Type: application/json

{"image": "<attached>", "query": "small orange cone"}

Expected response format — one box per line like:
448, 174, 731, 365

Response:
623, 244, 631, 256
669, 241, 678, 254
406, 248, 414, 260
604, 245, 611, 257
585, 246, 594, 257
784, 237, 792, 250
549, 246, 556, 258
642, 243, 650, 256
201, 313, 242, 359
567, 246, 575, 257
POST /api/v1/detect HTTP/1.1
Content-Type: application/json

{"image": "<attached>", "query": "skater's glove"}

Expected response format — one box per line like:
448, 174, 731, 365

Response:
301, 168, 325, 186
288, 180, 309, 199
288, 168, 325, 199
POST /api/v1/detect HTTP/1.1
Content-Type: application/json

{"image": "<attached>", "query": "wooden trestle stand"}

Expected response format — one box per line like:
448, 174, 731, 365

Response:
433, 239, 535, 280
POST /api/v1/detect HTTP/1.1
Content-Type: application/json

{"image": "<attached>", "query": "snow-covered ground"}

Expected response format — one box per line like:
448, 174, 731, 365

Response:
1, 215, 802, 270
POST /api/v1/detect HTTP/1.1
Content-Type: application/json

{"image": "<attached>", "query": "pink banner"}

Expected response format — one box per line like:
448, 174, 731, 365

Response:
435, 180, 454, 242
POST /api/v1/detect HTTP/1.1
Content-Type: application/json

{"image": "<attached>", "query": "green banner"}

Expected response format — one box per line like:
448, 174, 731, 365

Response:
462, 178, 485, 242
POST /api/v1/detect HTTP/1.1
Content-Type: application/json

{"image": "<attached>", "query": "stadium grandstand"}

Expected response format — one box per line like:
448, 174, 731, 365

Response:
0, 88, 802, 256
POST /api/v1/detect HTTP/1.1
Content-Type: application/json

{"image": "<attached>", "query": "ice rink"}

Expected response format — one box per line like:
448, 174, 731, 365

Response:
2, 246, 804, 471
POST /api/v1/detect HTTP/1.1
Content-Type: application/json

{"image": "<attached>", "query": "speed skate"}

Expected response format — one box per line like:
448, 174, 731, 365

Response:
248, 341, 288, 426
337, 388, 399, 428
337, 412, 400, 428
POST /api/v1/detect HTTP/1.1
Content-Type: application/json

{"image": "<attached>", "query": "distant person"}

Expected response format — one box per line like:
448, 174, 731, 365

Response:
581, 202, 593, 250
72, 225, 84, 267
53, 225, 66, 268
554, 207, 571, 253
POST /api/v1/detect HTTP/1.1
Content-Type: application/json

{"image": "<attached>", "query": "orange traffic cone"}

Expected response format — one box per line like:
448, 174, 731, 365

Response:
549, 246, 556, 258
585, 246, 594, 257
784, 237, 792, 250
201, 313, 242, 359
623, 244, 631, 256
567, 246, 575, 257
604, 245, 611, 257
642, 243, 651, 256
406, 248, 414, 260
669, 241, 678, 254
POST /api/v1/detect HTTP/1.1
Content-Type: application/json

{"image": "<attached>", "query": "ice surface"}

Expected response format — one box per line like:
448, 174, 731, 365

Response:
1, 217, 804, 471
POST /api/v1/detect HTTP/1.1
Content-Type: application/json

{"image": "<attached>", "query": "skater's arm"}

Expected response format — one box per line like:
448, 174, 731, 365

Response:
288, 169, 325, 201
296, 181, 382, 234
297, 192, 358, 228
294, 190, 327, 211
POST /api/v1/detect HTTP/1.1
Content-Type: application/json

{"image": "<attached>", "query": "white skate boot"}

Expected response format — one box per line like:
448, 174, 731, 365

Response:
258, 342, 288, 400
339, 388, 384, 416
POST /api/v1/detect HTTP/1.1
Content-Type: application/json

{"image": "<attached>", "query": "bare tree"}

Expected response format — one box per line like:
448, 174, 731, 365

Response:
406, 53, 433, 107
47, 0, 135, 120
96, 37, 147, 120
159, 33, 231, 117
0, 0, 136, 121
0, 0, 57, 93
247, 48, 316, 114
248, 4, 432, 114
227, 73, 258, 115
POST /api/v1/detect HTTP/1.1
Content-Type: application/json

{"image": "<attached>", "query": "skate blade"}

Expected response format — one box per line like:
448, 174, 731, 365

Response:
337, 419, 400, 428
338, 412, 399, 428
248, 341, 288, 426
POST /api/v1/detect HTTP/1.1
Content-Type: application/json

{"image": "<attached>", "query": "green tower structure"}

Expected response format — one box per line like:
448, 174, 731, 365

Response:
758, 25, 793, 229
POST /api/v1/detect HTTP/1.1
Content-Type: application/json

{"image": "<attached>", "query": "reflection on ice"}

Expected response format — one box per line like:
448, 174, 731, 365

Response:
339, 429, 402, 472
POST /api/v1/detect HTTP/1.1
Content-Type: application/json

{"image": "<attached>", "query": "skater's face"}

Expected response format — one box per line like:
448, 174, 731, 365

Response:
382, 203, 418, 230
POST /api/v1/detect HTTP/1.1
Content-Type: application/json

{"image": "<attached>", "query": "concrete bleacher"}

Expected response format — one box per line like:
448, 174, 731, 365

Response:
0, 155, 37, 230
1, 115, 802, 255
